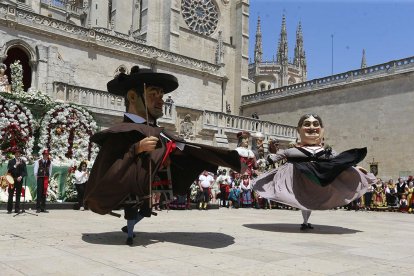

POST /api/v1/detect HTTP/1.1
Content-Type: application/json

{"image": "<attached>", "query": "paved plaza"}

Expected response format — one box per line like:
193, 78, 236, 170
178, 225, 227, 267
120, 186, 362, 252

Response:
0, 207, 413, 276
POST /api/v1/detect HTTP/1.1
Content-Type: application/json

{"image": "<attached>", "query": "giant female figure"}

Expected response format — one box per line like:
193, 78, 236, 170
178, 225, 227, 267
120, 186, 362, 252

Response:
253, 114, 376, 230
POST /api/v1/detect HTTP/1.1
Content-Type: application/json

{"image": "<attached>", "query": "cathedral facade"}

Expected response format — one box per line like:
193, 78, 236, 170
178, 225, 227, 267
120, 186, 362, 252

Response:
248, 15, 307, 94
0, 0, 297, 149
0, 0, 249, 114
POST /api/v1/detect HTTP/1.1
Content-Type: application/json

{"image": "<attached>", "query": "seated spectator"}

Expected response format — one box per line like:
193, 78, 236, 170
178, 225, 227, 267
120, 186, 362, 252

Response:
240, 172, 252, 208
399, 194, 409, 213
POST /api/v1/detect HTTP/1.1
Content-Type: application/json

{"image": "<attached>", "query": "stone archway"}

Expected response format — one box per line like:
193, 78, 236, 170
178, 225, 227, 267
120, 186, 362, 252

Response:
4, 47, 32, 91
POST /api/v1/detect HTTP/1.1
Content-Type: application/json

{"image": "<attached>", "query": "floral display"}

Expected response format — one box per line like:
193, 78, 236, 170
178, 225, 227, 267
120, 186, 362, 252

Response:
64, 166, 77, 202
10, 60, 24, 94
18, 88, 53, 106
38, 103, 99, 165
0, 95, 35, 159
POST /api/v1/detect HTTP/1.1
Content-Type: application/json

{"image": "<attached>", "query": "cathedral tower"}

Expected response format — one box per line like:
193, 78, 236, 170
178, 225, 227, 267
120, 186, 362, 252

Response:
248, 15, 308, 93
294, 22, 307, 81
254, 16, 263, 63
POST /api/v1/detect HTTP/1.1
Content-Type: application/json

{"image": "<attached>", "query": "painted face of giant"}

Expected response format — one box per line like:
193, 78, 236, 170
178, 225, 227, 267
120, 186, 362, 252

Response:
144, 86, 165, 119
298, 115, 324, 146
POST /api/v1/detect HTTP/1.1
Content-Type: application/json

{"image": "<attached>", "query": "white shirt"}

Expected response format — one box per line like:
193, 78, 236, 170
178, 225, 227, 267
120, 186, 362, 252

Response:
199, 174, 214, 188
34, 158, 53, 177
74, 170, 89, 185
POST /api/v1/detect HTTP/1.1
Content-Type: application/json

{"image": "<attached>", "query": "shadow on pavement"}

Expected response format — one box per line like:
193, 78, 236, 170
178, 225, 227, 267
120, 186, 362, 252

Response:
82, 231, 235, 248
243, 223, 362, 234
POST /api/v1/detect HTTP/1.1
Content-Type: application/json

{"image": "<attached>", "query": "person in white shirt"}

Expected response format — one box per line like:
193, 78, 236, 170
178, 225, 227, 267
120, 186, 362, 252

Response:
74, 161, 89, 210
198, 170, 214, 210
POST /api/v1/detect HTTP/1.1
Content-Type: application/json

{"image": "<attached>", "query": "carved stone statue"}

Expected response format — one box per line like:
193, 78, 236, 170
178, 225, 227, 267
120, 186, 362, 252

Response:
0, 63, 10, 93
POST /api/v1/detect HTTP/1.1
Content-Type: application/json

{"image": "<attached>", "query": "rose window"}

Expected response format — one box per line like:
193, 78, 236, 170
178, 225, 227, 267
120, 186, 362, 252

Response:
181, 0, 219, 36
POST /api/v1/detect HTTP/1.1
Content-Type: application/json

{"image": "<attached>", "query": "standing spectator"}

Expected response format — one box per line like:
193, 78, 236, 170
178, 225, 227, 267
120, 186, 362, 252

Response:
74, 161, 89, 211
396, 177, 407, 201
6, 148, 27, 214
217, 169, 231, 207
386, 179, 398, 207
240, 172, 252, 208
251, 112, 259, 130
372, 181, 386, 208
164, 95, 174, 115
198, 170, 214, 210
228, 172, 241, 208
34, 149, 52, 213
363, 184, 375, 210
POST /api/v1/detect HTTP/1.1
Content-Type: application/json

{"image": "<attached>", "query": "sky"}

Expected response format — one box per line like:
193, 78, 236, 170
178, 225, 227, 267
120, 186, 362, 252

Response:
248, 0, 414, 80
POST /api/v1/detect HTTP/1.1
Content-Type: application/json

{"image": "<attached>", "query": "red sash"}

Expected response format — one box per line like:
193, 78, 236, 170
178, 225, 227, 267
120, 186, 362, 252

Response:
43, 176, 49, 196
161, 140, 176, 167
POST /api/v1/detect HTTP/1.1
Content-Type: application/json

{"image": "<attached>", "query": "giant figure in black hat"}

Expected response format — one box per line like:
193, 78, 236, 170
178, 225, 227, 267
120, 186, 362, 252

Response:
84, 66, 241, 245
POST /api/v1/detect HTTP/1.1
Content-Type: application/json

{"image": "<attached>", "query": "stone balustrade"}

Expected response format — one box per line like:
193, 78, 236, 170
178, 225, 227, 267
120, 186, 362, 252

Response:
52, 82, 125, 116
203, 110, 296, 139
243, 56, 414, 104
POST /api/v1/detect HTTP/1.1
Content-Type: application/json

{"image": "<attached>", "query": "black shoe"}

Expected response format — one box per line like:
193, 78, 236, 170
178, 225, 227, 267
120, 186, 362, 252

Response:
121, 226, 136, 238
15, 210, 20, 214
300, 223, 308, 231
36, 209, 41, 213
307, 223, 314, 229
41, 210, 49, 213
7, 211, 12, 214
126, 237, 133, 246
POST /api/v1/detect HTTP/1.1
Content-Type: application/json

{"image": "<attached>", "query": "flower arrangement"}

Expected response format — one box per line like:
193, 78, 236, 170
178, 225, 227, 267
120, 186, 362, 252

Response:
64, 165, 78, 202
0, 95, 35, 159
18, 88, 53, 106
10, 60, 24, 94
38, 103, 99, 165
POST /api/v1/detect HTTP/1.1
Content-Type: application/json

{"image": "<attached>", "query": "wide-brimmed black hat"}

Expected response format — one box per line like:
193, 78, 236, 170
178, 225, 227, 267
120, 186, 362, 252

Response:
107, 66, 179, 96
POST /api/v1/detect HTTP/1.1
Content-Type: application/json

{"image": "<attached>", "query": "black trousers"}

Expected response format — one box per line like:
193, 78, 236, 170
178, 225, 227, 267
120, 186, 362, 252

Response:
200, 188, 210, 203
7, 179, 22, 212
75, 183, 86, 208
36, 178, 47, 210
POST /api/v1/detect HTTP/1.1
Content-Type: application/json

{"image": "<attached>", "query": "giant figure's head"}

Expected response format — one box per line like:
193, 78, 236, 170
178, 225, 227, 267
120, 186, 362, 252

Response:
297, 114, 324, 146
107, 66, 178, 121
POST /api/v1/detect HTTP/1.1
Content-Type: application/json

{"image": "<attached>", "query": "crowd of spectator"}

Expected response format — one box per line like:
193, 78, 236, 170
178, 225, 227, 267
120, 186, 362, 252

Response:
174, 170, 414, 214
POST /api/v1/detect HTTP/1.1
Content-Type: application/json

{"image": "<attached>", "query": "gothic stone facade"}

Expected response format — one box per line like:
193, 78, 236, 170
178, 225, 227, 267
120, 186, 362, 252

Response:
0, 0, 249, 124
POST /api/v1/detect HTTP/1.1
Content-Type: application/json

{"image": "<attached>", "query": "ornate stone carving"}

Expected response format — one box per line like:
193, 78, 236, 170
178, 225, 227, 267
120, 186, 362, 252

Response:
0, 2, 221, 75
179, 114, 195, 139
215, 31, 224, 65
181, 0, 218, 36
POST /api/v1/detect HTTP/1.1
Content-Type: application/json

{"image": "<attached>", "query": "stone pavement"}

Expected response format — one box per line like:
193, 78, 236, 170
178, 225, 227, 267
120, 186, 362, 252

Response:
1, 207, 414, 276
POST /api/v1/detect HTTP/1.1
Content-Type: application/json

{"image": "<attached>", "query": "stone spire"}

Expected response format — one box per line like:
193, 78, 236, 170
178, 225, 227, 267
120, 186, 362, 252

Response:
254, 16, 263, 63
277, 14, 288, 86
294, 21, 307, 80
277, 14, 288, 66
361, 49, 367, 69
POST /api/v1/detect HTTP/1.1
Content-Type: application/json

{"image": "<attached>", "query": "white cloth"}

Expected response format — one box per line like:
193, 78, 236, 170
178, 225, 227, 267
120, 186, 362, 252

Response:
74, 170, 89, 185
199, 174, 214, 188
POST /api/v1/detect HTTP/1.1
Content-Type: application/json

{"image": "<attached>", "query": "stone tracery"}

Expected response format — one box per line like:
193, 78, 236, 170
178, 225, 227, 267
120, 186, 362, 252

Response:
181, 0, 219, 36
